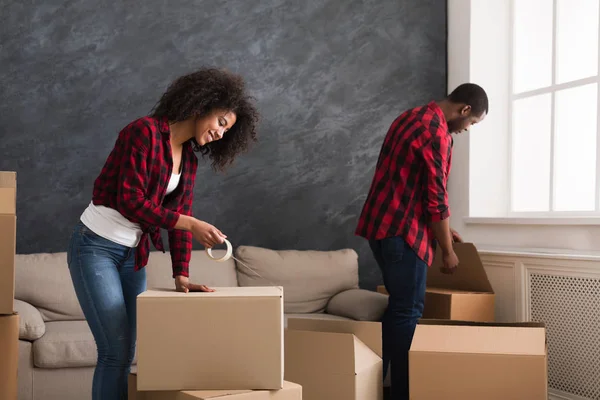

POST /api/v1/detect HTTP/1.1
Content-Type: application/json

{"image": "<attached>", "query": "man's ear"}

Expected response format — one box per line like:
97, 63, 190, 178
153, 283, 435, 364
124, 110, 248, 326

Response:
460, 104, 472, 116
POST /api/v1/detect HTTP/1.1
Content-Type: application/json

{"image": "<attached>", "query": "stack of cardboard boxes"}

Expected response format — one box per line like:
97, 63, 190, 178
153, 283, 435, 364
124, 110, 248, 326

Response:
379, 242, 549, 399
130, 286, 302, 400
131, 288, 385, 400
0, 171, 19, 400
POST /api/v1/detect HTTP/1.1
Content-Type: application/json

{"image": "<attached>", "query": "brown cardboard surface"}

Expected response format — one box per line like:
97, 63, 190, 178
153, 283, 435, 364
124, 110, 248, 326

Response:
286, 318, 382, 357
417, 319, 545, 328
409, 321, 548, 399
137, 287, 284, 391
428, 242, 494, 293
0, 171, 16, 215
377, 243, 496, 322
0, 314, 19, 400
0, 215, 16, 314
129, 373, 301, 400
285, 318, 383, 400
411, 323, 546, 355
182, 381, 302, 400
423, 289, 495, 322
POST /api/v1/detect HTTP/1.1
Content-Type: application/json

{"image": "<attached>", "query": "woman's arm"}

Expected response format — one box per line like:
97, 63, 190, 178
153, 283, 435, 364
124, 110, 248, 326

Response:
167, 176, 195, 278
115, 121, 183, 230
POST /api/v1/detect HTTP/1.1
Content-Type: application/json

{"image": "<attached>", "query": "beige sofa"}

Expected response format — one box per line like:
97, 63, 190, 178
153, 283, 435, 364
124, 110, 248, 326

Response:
14, 245, 388, 400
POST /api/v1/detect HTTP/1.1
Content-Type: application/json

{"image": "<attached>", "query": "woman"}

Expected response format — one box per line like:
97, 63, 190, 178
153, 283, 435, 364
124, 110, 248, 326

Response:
67, 68, 259, 400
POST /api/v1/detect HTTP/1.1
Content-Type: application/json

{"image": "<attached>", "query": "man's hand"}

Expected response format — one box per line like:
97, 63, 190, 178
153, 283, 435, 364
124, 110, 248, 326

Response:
175, 276, 215, 293
441, 250, 459, 275
450, 228, 463, 243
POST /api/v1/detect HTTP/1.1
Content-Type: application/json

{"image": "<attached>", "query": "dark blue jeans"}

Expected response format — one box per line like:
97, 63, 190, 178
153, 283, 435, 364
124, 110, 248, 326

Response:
369, 236, 427, 400
67, 222, 147, 400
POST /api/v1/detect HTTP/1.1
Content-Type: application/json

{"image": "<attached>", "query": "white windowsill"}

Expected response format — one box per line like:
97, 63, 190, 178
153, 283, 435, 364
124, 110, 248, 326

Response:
464, 216, 600, 226
475, 245, 600, 261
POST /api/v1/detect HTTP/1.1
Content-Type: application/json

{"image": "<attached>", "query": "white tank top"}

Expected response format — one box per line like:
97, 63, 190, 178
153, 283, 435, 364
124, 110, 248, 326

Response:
80, 172, 181, 248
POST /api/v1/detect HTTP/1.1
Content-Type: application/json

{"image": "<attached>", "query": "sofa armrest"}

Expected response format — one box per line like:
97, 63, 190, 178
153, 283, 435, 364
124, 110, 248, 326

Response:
14, 299, 46, 341
326, 288, 388, 321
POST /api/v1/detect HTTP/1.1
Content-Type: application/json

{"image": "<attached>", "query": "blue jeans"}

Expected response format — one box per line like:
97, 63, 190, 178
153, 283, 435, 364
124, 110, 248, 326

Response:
369, 236, 427, 400
67, 221, 146, 400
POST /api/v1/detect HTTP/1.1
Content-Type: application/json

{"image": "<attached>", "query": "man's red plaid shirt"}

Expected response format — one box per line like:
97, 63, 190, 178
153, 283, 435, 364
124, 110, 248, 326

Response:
355, 101, 453, 266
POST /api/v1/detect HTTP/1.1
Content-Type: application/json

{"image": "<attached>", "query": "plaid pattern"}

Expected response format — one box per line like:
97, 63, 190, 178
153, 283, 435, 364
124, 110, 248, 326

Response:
91, 116, 197, 277
355, 101, 453, 266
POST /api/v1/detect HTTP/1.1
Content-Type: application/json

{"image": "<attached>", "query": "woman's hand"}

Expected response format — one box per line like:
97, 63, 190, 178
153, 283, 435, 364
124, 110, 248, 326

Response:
175, 275, 215, 293
190, 220, 227, 248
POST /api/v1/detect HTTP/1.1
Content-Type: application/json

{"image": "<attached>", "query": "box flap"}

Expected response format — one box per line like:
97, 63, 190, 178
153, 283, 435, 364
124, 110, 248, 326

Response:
354, 361, 383, 400
181, 381, 302, 400
353, 336, 382, 373
139, 287, 283, 298
428, 243, 494, 293
418, 319, 545, 328
0, 171, 16, 215
285, 330, 357, 374
426, 287, 494, 295
178, 390, 256, 399
410, 324, 546, 356
286, 318, 382, 357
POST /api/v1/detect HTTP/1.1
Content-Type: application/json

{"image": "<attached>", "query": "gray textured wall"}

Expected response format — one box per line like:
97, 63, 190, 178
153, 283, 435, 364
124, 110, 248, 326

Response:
0, 0, 446, 290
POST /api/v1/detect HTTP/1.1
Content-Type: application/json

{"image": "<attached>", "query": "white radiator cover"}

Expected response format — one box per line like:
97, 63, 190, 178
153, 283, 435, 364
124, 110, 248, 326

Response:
479, 248, 600, 400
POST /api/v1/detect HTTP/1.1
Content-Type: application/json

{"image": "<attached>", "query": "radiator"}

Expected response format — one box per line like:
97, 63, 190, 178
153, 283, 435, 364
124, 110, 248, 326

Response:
480, 249, 600, 400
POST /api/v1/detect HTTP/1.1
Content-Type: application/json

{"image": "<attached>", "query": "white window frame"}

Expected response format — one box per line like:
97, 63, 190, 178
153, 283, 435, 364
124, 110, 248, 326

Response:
507, 0, 600, 218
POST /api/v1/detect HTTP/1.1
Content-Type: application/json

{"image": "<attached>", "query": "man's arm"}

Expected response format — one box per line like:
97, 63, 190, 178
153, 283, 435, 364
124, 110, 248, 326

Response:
431, 218, 453, 256
420, 129, 456, 258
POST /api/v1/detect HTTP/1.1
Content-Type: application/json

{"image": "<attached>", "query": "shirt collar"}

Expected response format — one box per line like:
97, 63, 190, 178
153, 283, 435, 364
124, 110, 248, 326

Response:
157, 116, 170, 137
427, 101, 449, 132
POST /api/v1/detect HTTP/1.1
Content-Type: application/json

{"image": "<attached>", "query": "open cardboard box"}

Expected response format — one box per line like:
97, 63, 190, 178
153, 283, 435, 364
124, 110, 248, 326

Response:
285, 318, 383, 400
409, 319, 548, 399
377, 242, 495, 322
128, 372, 301, 400
0, 171, 16, 315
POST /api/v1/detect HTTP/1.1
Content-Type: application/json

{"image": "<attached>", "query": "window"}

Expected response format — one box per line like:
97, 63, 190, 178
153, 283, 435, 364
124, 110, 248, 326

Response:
510, 0, 600, 216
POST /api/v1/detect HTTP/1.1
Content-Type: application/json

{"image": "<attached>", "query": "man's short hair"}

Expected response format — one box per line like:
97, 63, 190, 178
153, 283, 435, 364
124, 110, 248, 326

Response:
448, 83, 489, 116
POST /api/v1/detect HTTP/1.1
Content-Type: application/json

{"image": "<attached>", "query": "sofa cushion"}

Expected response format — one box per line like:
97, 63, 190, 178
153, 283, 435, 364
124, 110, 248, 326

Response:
14, 299, 45, 340
234, 246, 359, 313
15, 253, 85, 321
33, 321, 96, 368
326, 288, 387, 321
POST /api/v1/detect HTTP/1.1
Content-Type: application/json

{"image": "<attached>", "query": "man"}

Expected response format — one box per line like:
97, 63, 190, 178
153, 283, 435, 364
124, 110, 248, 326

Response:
355, 83, 488, 399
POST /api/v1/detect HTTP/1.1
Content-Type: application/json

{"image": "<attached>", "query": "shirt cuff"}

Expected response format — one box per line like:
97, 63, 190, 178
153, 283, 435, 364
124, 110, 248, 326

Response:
429, 207, 451, 222
172, 262, 190, 278
164, 210, 181, 231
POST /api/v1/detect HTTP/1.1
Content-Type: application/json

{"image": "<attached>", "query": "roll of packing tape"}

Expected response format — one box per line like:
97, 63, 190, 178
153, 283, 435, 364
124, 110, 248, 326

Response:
206, 238, 233, 262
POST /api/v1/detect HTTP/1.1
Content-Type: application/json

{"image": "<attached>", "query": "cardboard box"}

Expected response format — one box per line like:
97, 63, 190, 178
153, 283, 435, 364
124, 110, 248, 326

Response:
376, 243, 495, 322
409, 320, 548, 400
0, 314, 19, 400
0, 171, 16, 315
0, 171, 16, 215
128, 373, 301, 400
137, 287, 284, 391
285, 318, 383, 400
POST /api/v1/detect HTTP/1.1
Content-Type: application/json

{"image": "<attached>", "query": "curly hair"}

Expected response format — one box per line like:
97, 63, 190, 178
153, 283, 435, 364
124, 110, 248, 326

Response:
150, 68, 259, 171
